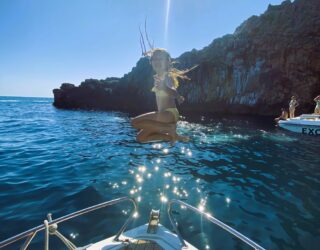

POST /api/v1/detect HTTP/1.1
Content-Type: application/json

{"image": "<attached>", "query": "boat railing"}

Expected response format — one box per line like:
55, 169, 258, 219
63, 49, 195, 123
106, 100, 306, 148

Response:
167, 199, 266, 250
0, 197, 137, 250
300, 114, 320, 119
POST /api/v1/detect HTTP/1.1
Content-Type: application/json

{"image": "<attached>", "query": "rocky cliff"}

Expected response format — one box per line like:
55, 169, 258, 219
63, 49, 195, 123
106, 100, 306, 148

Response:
53, 0, 320, 116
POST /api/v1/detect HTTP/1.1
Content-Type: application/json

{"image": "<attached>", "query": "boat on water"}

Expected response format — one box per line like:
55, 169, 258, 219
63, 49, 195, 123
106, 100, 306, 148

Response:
0, 197, 265, 250
278, 114, 320, 135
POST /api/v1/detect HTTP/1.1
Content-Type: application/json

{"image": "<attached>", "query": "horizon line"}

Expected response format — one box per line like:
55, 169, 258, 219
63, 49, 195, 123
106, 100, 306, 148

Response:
0, 95, 53, 99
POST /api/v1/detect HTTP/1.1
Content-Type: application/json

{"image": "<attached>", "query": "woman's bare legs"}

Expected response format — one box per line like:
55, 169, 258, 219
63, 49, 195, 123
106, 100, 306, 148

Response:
136, 123, 189, 143
289, 108, 295, 118
134, 120, 175, 133
132, 111, 189, 143
172, 133, 190, 142
132, 111, 176, 141
134, 117, 175, 143
137, 129, 172, 143
131, 111, 176, 127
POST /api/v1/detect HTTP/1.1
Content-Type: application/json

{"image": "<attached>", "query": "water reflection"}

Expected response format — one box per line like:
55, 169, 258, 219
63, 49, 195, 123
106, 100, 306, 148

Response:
1, 98, 319, 250
111, 118, 319, 249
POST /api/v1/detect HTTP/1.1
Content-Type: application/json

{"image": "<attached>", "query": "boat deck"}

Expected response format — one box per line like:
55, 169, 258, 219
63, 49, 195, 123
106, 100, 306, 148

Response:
85, 224, 197, 250
121, 239, 163, 250
0, 197, 265, 250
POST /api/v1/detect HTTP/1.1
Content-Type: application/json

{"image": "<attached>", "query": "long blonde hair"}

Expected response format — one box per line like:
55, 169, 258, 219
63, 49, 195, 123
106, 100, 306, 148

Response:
149, 48, 197, 88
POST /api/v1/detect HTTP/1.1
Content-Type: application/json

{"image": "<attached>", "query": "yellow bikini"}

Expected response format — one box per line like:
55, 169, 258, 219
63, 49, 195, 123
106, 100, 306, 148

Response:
152, 87, 180, 122
165, 107, 180, 122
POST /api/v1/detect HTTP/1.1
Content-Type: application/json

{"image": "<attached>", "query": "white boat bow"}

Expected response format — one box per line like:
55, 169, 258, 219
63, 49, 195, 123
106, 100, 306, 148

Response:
0, 197, 265, 250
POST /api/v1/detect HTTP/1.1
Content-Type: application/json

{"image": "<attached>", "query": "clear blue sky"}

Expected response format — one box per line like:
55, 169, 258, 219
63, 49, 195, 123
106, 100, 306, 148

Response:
0, 0, 284, 97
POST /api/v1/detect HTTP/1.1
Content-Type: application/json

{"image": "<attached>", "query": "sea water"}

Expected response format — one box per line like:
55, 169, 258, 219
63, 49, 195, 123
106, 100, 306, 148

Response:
0, 96, 319, 249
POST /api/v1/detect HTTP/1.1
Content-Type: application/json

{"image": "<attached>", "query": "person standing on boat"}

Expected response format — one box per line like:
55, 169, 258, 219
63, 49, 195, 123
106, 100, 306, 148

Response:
289, 96, 299, 118
314, 95, 320, 114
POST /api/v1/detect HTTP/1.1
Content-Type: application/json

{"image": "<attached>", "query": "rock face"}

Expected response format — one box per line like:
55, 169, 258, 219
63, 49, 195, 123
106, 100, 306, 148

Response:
53, 60, 156, 113
53, 0, 320, 116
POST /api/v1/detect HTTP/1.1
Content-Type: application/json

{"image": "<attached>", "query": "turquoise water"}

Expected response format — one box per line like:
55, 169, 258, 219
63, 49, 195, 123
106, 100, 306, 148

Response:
0, 96, 319, 250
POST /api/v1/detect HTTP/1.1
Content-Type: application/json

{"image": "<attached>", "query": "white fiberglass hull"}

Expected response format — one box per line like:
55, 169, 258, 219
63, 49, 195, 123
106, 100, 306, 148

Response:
278, 115, 320, 135
86, 224, 197, 250
0, 198, 265, 250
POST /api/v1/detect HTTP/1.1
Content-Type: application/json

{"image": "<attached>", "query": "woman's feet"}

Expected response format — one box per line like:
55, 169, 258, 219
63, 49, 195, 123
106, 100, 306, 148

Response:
167, 128, 189, 143
134, 119, 189, 143
175, 134, 190, 142
166, 124, 189, 142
